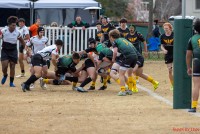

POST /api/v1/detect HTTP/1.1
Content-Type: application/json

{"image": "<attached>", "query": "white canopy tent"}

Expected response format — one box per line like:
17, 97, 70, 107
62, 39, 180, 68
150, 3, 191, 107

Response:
0, 0, 100, 26
34, 0, 99, 9
0, 0, 30, 8
34, 0, 100, 25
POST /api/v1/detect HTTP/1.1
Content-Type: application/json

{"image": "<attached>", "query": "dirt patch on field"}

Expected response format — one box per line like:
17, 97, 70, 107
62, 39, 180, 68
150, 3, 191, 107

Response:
0, 61, 199, 134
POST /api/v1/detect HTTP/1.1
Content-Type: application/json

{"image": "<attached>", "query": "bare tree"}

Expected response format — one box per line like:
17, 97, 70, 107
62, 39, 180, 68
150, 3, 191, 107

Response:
154, 0, 181, 21
126, 0, 149, 21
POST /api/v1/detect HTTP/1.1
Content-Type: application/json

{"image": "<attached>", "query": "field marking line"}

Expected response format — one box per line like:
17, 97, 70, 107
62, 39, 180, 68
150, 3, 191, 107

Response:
137, 84, 200, 117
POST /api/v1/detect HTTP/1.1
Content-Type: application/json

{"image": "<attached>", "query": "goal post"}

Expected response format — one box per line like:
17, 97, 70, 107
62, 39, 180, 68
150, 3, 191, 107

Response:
173, 19, 193, 109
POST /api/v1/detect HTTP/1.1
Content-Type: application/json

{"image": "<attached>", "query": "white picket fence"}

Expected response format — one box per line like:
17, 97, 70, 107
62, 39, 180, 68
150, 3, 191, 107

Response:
0, 27, 98, 57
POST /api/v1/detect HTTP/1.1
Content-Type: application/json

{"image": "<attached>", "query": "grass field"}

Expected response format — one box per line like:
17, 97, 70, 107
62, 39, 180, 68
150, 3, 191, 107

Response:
0, 60, 200, 134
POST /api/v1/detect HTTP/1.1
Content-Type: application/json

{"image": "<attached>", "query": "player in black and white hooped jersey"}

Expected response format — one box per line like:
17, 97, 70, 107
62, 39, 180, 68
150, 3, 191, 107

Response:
21, 39, 63, 92
0, 16, 26, 87
16, 18, 30, 78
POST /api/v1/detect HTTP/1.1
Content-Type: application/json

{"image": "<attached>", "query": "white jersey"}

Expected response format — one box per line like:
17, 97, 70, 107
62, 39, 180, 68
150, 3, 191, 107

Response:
26, 36, 48, 55
18, 25, 29, 42
1, 27, 21, 44
37, 45, 58, 60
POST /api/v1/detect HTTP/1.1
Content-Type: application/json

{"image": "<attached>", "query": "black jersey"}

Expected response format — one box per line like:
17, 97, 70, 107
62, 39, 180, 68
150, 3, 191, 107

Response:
117, 27, 129, 38
95, 31, 103, 42
160, 32, 174, 55
101, 23, 115, 42
125, 31, 145, 53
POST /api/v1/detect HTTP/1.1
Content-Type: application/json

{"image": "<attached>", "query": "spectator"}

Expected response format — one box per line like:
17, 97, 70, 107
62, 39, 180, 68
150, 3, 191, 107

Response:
152, 19, 161, 37
50, 22, 58, 27
67, 16, 90, 30
67, 16, 90, 51
29, 18, 41, 37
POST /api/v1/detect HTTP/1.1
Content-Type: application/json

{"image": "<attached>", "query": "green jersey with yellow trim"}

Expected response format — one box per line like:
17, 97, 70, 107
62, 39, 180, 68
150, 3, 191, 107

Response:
188, 34, 200, 58
113, 38, 137, 57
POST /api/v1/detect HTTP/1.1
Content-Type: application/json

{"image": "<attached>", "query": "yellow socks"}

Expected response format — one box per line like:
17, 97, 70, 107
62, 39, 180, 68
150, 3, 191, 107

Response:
147, 76, 156, 84
170, 79, 174, 86
136, 76, 139, 81
192, 101, 198, 108
73, 82, 77, 87
91, 81, 96, 87
128, 77, 134, 90
103, 77, 108, 87
120, 86, 126, 92
43, 78, 49, 84
115, 79, 120, 85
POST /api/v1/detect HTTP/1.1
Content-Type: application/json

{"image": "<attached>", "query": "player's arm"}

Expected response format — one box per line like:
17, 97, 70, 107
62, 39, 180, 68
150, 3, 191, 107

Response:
112, 47, 118, 63
186, 39, 193, 75
160, 44, 168, 54
74, 63, 85, 74
87, 53, 96, 68
51, 54, 58, 70
24, 34, 30, 41
18, 36, 26, 48
100, 34, 104, 43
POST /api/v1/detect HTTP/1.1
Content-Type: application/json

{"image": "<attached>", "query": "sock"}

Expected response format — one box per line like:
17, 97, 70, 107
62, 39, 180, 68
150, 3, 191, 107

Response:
107, 75, 111, 81
125, 79, 129, 86
170, 79, 174, 86
128, 77, 134, 90
132, 78, 137, 90
43, 78, 49, 84
10, 77, 14, 83
120, 86, 126, 92
21, 70, 25, 74
73, 82, 77, 87
3, 74, 8, 78
192, 101, 198, 108
115, 79, 120, 85
147, 76, 156, 85
25, 75, 39, 85
107, 69, 111, 80
80, 77, 92, 87
91, 81, 96, 87
136, 76, 139, 81
103, 77, 108, 86
65, 77, 78, 82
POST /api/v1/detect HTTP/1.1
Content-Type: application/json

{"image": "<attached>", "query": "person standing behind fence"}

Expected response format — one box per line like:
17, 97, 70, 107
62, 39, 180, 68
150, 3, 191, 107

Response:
67, 16, 90, 51
16, 18, 30, 78
160, 22, 174, 91
152, 19, 161, 38
29, 18, 41, 37
67, 16, 90, 30
117, 18, 129, 38
0, 16, 26, 87
186, 19, 200, 113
